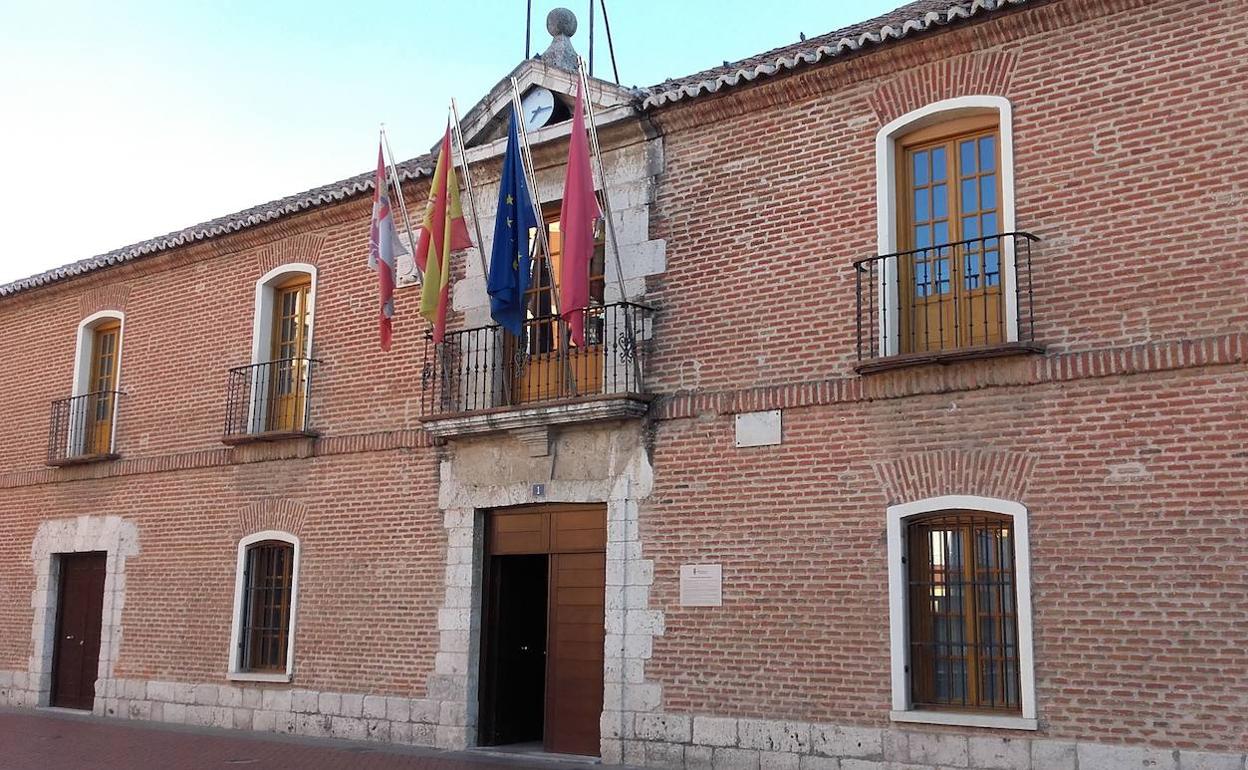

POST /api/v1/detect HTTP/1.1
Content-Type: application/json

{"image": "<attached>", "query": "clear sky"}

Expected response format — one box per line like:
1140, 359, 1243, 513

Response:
0, 0, 899, 285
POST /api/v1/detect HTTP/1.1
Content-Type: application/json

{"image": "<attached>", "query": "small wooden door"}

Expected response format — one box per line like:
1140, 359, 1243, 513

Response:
481, 504, 606, 756
267, 277, 311, 432
899, 115, 1003, 353
86, 322, 120, 455
51, 552, 107, 710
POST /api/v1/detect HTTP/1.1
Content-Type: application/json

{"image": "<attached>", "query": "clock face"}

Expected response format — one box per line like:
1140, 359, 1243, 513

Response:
520, 87, 556, 132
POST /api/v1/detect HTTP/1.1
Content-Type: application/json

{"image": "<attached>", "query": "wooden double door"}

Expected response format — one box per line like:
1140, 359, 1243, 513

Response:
479, 504, 605, 756
51, 552, 107, 710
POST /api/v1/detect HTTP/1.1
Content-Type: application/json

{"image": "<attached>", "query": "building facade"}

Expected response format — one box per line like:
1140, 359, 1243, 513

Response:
2, 1, 1246, 768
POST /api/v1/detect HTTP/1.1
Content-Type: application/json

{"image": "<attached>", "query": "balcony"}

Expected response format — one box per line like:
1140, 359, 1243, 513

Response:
223, 357, 319, 444
47, 390, 122, 466
853, 232, 1042, 373
419, 301, 655, 442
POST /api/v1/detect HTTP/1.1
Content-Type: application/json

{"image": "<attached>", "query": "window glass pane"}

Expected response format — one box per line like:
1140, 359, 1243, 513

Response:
935, 258, 950, 294
914, 224, 931, 249
979, 135, 996, 172
981, 175, 997, 210
914, 262, 930, 297
931, 147, 946, 181
960, 139, 976, 173
933, 221, 949, 247
913, 151, 929, 186
913, 189, 929, 221
932, 185, 947, 219
961, 179, 978, 211
982, 212, 997, 236
962, 216, 979, 241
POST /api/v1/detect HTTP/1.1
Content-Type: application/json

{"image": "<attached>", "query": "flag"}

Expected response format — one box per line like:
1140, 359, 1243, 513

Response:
559, 80, 601, 347
487, 106, 538, 336
416, 121, 473, 343
368, 143, 409, 351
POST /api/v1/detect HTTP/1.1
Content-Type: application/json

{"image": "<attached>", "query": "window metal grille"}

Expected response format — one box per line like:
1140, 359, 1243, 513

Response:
240, 541, 294, 672
907, 511, 1020, 712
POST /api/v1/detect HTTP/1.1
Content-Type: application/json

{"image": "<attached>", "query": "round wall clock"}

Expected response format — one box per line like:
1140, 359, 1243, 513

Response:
520, 87, 556, 132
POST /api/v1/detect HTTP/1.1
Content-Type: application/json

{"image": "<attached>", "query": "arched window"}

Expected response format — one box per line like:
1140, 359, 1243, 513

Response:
228, 531, 300, 681
242, 265, 316, 435
906, 511, 1018, 711
873, 97, 1021, 358
887, 496, 1036, 730
66, 311, 125, 458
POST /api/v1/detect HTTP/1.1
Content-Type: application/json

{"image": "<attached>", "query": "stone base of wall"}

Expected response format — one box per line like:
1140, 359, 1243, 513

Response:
4, 674, 1244, 770
611, 714, 1247, 770
0, 672, 443, 748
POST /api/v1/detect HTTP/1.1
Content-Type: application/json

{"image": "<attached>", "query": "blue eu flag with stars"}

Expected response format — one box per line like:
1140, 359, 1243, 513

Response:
488, 106, 538, 336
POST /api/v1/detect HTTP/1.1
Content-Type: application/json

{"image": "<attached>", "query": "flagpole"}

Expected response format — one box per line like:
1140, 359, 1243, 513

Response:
510, 76, 579, 395
380, 125, 424, 283
575, 58, 629, 303
575, 59, 643, 388
508, 77, 563, 319
449, 100, 491, 283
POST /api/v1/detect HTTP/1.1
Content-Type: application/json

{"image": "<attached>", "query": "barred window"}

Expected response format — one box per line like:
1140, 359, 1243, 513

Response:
907, 511, 1020, 712
239, 540, 294, 672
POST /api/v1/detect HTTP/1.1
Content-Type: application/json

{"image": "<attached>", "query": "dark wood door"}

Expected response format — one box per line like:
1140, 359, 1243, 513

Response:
545, 550, 606, 756
52, 552, 107, 710
481, 504, 605, 757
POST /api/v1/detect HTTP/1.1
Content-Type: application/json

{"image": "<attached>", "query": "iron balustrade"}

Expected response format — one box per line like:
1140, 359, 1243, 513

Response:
47, 390, 122, 465
854, 232, 1038, 362
224, 357, 319, 440
421, 301, 654, 417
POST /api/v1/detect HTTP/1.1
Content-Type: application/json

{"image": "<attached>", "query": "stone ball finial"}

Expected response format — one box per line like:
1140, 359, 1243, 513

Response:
547, 8, 577, 38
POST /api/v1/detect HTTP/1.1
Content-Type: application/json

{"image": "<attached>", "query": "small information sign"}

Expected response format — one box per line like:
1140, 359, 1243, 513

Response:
679, 563, 723, 607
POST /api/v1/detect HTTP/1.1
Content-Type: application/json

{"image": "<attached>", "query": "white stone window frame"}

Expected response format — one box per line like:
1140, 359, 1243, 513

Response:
68, 310, 126, 455
874, 96, 1018, 357
247, 264, 317, 433
227, 530, 301, 683
886, 494, 1037, 731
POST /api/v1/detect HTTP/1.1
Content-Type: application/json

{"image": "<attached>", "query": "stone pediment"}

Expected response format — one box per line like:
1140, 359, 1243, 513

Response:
443, 58, 640, 164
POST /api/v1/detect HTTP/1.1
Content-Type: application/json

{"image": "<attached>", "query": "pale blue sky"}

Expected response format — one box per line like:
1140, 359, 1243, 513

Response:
0, 0, 898, 284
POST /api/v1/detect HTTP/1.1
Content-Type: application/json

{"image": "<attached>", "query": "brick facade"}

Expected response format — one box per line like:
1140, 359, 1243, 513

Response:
1, 1, 1245, 768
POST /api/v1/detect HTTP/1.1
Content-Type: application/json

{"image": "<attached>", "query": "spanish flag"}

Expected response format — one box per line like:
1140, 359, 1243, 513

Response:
417, 121, 473, 342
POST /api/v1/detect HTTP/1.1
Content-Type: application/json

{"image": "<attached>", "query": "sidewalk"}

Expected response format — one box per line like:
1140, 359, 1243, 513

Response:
0, 707, 602, 770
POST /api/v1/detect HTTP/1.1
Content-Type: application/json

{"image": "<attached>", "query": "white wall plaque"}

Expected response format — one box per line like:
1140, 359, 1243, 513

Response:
680, 563, 723, 607
735, 409, 782, 447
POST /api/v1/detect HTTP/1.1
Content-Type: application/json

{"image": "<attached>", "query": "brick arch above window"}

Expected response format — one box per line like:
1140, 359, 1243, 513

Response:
867, 50, 1018, 128
255, 232, 326, 275
77, 283, 130, 318
871, 449, 1035, 506
235, 498, 308, 541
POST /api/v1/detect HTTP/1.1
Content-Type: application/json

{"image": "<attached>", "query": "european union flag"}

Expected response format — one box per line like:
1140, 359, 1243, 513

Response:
488, 106, 538, 336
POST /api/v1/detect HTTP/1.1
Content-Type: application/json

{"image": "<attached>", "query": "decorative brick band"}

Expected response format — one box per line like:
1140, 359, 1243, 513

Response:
255, 232, 327, 274
236, 499, 308, 540
0, 428, 435, 490
654, 332, 1248, 420
78, 283, 131, 318
872, 449, 1036, 507
867, 50, 1018, 127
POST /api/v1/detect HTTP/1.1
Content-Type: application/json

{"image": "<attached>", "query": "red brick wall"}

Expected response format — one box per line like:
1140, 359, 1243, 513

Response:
635, 0, 1248, 752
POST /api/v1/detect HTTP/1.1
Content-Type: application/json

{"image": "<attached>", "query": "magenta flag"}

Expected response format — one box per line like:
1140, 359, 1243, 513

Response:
559, 80, 601, 347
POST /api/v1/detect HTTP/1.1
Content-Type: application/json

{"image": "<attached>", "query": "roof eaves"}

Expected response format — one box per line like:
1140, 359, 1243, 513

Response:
639, 0, 1028, 109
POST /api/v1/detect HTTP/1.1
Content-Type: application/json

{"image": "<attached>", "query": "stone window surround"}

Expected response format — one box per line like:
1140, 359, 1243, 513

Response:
873, 95, 1019, 357
27, 515, 140, 709
226, 530, 301, 684
886, 494, 1037, 731
70, 310, 126, 454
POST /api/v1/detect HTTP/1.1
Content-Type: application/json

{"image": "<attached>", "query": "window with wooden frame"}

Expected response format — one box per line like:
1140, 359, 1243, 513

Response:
897, 114, 1003, 354
906, 511, 1020, 713
265, 275, 312, 432
84, 320, 121, 455
237, 539, 295, 673
509, 205, 606, 403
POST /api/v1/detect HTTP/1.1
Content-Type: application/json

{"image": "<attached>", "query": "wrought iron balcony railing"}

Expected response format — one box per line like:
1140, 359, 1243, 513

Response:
854, 231, 1039, 364
47, 390, 122, 466
223, 357, 319, 442
420, 301, 655, 418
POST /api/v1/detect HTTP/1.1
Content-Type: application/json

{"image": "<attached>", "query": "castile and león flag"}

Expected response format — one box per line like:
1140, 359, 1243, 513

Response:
368, 143, 409, 352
